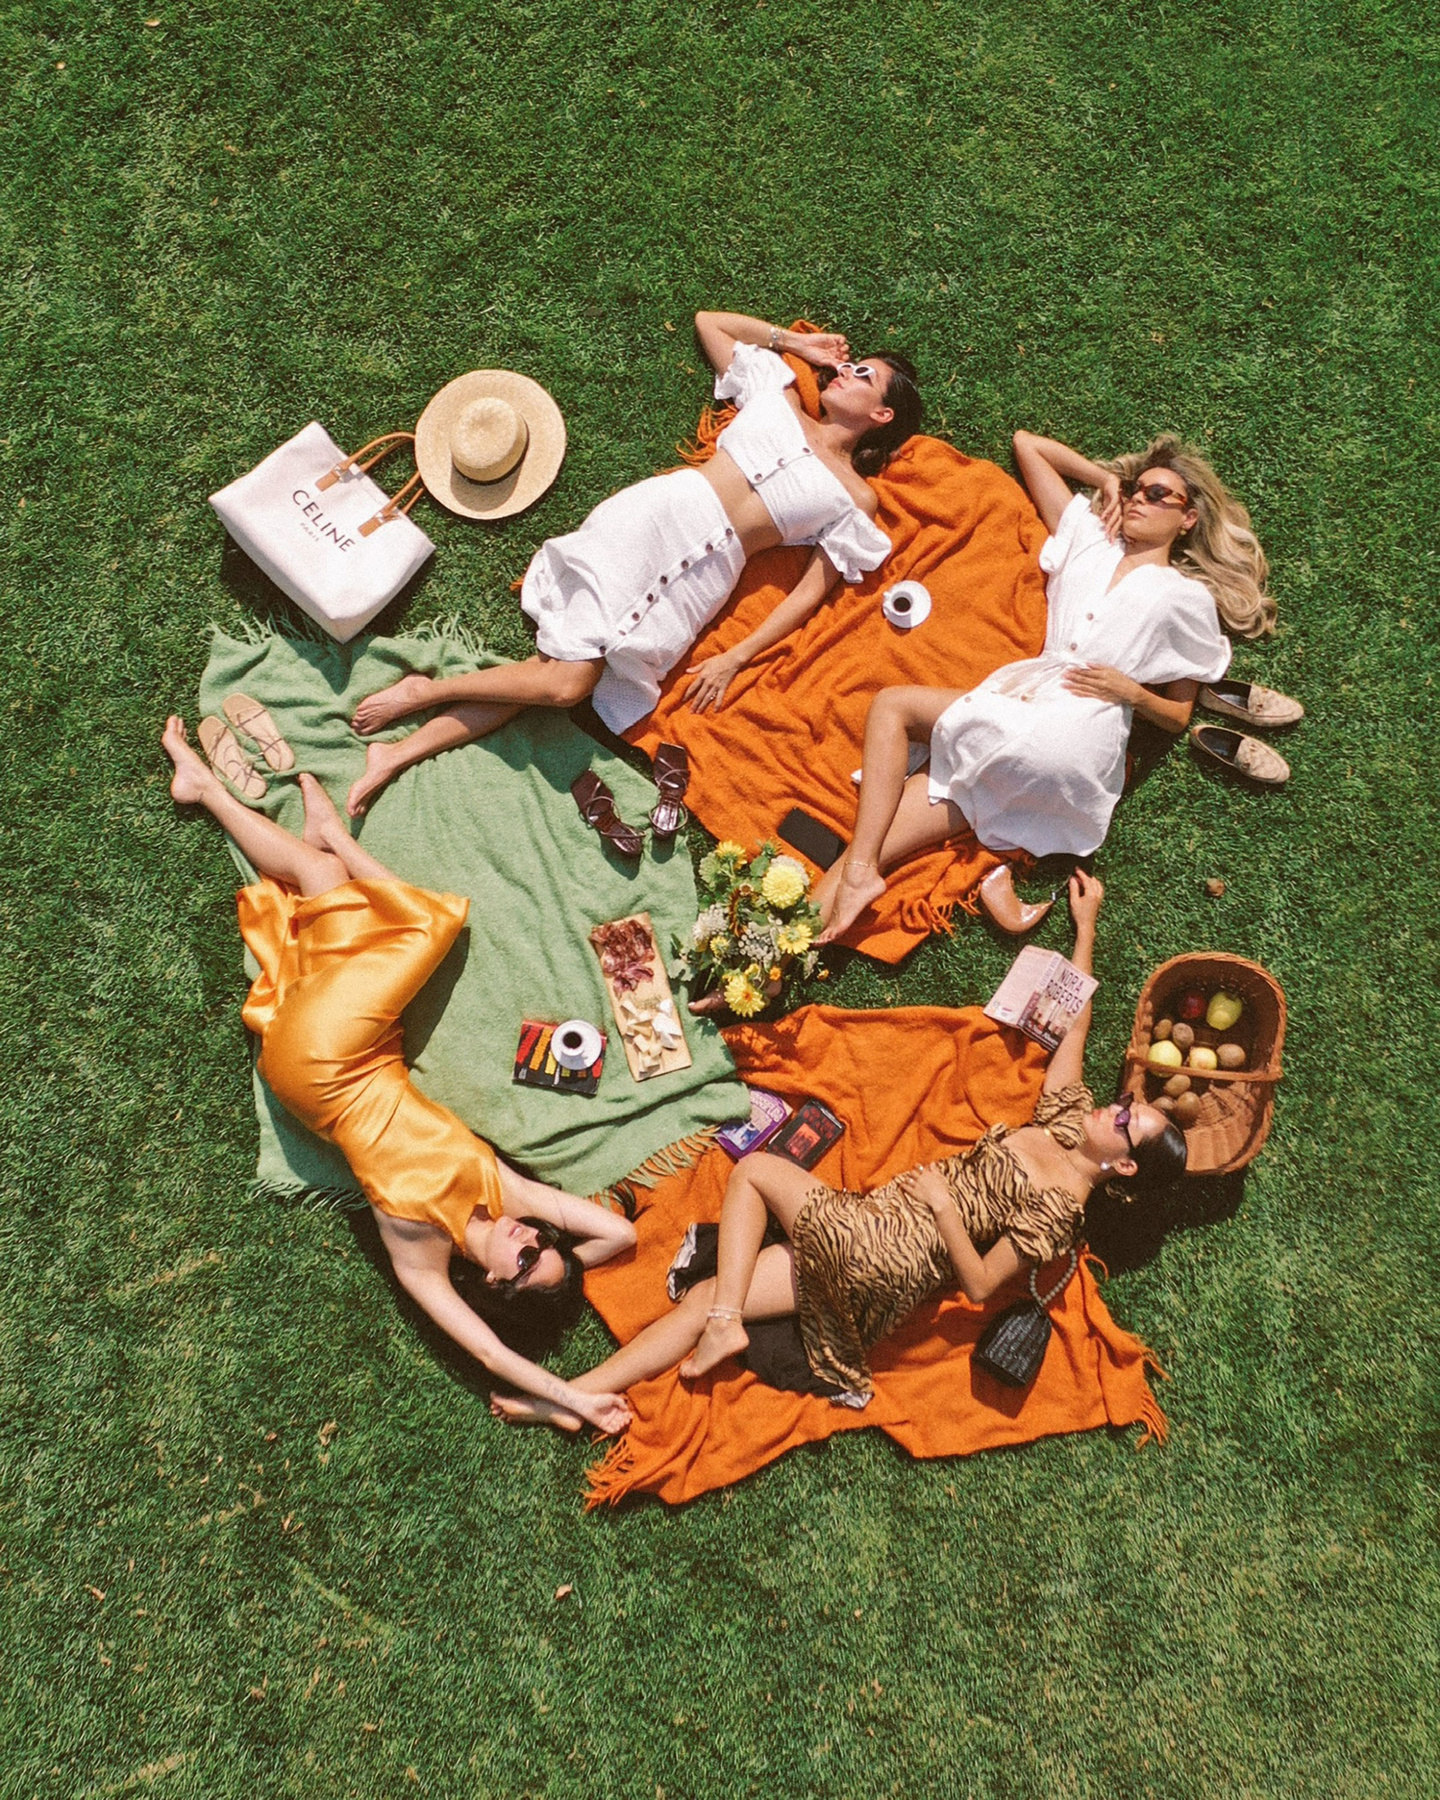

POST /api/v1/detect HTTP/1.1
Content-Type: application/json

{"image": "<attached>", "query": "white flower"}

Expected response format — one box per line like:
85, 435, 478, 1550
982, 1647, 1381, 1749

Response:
692, 905, 726, 946
739, 925, 775, 963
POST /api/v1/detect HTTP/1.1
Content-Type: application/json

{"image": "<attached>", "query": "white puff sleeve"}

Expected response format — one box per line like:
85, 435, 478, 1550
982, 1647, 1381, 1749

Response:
1130, 574, 1233, 688
813, 508, 892, 585
1039, 492, 1106, 576
714, 342, 796, 409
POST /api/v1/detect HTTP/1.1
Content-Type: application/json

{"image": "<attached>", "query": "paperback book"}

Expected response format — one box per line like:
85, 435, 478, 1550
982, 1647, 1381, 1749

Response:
984, 946, 1098, 1052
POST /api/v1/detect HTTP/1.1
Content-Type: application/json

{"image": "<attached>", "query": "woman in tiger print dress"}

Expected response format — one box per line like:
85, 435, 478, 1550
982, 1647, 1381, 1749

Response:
491, 871, 1188, 1431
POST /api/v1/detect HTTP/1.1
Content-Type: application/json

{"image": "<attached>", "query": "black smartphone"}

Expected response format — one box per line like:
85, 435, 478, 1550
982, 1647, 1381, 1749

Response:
778, 807, 846, 870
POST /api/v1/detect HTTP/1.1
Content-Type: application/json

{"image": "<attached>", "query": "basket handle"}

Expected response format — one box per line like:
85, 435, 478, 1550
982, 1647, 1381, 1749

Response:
315, 431, 417, 492
1124, 1050, 1283, 1085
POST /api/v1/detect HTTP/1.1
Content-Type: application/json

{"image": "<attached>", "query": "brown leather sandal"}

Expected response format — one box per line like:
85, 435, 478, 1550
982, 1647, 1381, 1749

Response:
1189, 725, 1291, 787
649, 742, 690, 839
571, 770, 645, 859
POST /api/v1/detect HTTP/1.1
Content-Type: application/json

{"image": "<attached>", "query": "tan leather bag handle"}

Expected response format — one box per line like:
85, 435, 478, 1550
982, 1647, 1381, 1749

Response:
358, 470, 424, 538
315, 431, 416, 492
314, 432, 425, 537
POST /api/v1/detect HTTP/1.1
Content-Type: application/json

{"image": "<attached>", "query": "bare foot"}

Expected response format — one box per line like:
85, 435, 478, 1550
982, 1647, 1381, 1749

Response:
298, 771, 352, 854
346, 741, 407, 818
811, 857, 844, 925
489, 1393, 585, 1433
679, 1314, 749, 1380
815, 858, 886, 944
351, 673, 436, 736
162, 715, 216, 805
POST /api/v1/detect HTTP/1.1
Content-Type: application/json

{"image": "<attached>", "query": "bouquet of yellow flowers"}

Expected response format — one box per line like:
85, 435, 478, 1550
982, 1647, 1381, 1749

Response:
673, 841, 824, 1018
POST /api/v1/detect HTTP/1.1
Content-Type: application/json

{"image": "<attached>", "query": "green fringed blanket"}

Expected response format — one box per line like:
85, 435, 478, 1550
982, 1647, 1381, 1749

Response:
199, 625, 748, 1202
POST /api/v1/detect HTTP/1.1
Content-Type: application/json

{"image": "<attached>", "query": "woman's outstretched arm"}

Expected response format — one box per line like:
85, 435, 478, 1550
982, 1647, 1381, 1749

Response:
683, 549, 842, 712
376, 1214, 631, 1432
1042, 870, 1103, 1093
1013, 431, 1123, 536
694, 311, 850, 378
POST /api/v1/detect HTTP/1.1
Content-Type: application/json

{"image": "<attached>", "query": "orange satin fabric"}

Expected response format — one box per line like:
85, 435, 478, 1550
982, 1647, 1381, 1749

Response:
239, 877, 503, 1247
585, 1005, 1166, 1507
629, 349, 1050, 963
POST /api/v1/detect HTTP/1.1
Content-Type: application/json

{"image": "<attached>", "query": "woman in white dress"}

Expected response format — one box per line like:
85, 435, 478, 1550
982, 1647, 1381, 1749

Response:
815, 431, 1274, 940
344, 313, 922, 816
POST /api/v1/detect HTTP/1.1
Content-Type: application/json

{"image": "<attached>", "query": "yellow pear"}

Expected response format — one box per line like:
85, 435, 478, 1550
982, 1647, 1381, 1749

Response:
1206, 990, 1243, 1031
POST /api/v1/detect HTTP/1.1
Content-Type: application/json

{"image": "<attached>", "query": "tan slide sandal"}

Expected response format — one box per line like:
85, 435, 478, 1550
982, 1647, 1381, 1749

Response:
222, 693, 295, 772
198, 715, 268, 800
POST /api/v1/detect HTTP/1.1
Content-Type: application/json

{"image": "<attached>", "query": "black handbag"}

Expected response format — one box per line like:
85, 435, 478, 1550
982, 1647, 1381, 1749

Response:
973, 1249, 1080, 1389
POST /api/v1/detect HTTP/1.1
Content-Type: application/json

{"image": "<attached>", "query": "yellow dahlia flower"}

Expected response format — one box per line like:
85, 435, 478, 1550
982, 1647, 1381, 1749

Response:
761, 857, 808, 909
724, 973, 765, 1017
775, 922, 813, 956
715, 841, 746, 861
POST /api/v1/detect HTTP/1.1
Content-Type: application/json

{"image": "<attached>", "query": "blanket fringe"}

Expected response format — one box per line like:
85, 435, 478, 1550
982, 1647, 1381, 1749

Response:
249, 1176, 368, 1213
220, 613, 493, 665
591, 1126, 720, 1218
224, 613, 336, 649
1084, 1254, 1169, 1449
1134, 1384, 1171, 1449
676, 405, 732, 467
582, 1434, 639, 1510
406, 613, 491, 664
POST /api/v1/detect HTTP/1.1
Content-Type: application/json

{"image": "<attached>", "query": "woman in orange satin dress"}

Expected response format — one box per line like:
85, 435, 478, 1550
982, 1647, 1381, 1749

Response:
162, 716, 634, 1435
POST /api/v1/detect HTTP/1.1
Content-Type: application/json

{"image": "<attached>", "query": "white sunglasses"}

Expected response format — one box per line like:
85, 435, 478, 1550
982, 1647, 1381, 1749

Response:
836, 361, 881, 386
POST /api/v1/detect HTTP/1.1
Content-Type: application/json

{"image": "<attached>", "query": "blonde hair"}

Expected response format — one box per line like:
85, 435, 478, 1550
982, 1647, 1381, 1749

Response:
1104, 436, 1276, 639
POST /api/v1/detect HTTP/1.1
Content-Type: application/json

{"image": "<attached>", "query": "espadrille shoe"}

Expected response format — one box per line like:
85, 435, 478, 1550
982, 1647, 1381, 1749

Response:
1198, 679, 1303, 729
1189, 724, 1291, 787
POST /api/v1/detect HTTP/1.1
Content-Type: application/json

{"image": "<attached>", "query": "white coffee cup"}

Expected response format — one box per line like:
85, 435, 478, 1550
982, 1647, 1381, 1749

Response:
552, 1019, 604, 1070
882, 580, 932, 630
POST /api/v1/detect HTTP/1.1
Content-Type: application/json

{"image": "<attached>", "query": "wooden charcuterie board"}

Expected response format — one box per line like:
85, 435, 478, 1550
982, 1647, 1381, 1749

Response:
588, 912, 692, 1082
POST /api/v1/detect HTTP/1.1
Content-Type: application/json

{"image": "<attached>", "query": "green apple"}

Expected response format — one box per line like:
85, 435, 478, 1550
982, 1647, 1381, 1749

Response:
1148, 1040, 1184, 1070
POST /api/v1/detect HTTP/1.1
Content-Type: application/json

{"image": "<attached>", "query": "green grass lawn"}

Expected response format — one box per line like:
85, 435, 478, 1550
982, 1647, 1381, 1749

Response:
3, 2, 1438, 1795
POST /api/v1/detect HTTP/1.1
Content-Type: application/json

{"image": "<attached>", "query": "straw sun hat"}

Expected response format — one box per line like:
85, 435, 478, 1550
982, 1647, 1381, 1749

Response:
414, 370, 566, 520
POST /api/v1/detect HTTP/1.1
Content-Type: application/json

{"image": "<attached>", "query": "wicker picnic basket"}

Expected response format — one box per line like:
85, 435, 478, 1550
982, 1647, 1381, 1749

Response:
1120, 952, 1286, 1176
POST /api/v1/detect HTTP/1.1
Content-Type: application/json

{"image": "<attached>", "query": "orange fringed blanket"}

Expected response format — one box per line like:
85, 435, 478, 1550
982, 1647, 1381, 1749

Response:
583, 1004, 1167, 1508
625, 353, 1052, 963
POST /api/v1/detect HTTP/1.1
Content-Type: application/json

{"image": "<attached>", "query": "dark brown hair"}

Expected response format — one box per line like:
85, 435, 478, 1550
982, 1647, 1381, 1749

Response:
820, 352, 923, 476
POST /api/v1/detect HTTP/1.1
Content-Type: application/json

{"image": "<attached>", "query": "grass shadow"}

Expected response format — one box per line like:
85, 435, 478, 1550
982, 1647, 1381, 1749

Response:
400, 924, 471, 1063
1085, 1166, 1248, 1273
217, 531, 440, 644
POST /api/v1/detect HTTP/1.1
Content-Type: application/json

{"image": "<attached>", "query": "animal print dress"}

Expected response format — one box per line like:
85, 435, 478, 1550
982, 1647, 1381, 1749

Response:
789, 1084, 1092, 1404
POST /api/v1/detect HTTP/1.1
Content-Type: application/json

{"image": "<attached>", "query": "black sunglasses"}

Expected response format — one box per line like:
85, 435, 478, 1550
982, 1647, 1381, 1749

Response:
497, 1222, 559, 1291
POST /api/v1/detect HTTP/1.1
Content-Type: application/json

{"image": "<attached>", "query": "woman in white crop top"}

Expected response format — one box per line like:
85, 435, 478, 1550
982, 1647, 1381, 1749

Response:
814, 431, 1273, 941
345, 312, 922, 816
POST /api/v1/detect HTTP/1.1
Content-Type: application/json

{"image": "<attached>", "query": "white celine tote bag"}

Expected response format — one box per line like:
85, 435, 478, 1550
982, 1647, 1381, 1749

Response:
210, 424, 435, 642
